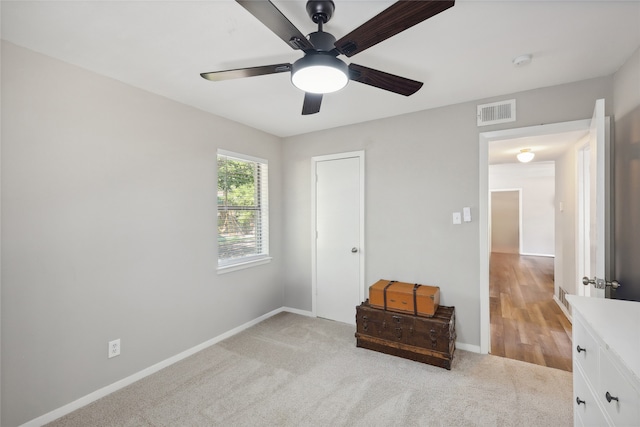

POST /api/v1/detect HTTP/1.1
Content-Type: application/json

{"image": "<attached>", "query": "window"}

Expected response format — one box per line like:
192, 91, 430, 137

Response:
217, 150, 269, 271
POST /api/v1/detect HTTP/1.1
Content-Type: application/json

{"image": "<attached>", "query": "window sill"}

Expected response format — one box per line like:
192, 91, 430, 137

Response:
217, 257, 272, 275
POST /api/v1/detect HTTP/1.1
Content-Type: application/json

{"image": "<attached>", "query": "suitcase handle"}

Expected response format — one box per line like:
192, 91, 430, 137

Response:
383, 280, 396, 310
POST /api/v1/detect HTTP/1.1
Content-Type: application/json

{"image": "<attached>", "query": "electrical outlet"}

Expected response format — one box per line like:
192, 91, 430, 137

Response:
452, 212, 462, 225
108, 339, 121, 358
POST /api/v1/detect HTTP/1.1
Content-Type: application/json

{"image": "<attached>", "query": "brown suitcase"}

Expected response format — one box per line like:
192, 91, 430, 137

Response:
355, 300, 455, 369
369, 279, 440, 317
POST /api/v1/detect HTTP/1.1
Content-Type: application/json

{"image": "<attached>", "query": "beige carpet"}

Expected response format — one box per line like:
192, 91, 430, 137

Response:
47, 312, 573, 426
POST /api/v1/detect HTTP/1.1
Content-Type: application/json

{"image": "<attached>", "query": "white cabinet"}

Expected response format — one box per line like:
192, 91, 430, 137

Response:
574, 364, 608, 427
567, 296, 640, 427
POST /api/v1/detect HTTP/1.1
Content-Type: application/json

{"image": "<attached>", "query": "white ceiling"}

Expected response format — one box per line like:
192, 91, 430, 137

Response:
1, 1, 639, 138
487, 129, 588, 165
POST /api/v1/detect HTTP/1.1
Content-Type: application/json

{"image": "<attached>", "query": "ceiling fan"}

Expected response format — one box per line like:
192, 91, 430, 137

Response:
201, 0, 455, 115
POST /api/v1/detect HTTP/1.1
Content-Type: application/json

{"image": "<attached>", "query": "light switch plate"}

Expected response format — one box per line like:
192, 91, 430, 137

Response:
463, 207, 471, 222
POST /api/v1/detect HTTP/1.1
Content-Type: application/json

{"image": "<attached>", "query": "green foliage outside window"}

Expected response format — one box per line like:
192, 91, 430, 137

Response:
217, 154, 266, 263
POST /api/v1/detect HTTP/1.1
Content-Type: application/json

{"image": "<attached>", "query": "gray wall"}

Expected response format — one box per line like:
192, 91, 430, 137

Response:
1, 42, 284, 427
613, 47, 640, 301
281, 76, 613, 349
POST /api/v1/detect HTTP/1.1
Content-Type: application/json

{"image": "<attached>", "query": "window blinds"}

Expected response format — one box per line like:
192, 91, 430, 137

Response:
217, 151, 269, 267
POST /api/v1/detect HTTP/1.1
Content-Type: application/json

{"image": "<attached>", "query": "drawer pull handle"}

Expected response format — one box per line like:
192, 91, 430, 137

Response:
605, 392, 619, 403
576, 345, 586, 353
576, 397, 585, 406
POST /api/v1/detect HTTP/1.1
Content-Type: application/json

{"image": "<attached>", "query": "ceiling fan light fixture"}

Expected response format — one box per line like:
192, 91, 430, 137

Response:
291, 54, 349, 94
517, 148, 535, 163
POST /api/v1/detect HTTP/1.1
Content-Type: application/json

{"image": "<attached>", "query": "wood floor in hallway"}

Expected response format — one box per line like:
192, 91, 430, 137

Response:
490, 252, 573, 372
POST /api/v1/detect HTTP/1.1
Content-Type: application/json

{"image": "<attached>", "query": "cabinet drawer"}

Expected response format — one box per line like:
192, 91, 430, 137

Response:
599, 347, 640, 427
573, 314, 599, 386
574, 366, 608, 427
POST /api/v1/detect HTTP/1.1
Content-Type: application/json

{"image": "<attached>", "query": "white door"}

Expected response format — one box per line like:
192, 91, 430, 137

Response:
582, 99, 612, 298
313, 153, 364, 324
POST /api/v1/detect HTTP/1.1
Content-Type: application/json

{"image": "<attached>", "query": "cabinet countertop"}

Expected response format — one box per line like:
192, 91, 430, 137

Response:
567, 295, 640, 384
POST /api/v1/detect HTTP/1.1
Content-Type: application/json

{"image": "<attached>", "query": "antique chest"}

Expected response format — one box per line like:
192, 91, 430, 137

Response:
369, 280, 440, 317
355, 300, 455, 369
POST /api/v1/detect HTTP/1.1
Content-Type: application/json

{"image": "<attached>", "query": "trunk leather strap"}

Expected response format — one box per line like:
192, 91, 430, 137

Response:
383, 280, 396, 310
413, 283, 420, 316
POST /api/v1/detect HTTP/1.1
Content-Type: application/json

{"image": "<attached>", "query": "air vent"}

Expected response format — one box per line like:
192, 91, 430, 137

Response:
477, 99, 516, 126
558, 287, 571, 313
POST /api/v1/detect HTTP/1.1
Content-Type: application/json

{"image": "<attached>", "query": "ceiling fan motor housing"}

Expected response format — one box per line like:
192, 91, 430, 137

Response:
306, 0, 335, 23
308, 31, 337, 52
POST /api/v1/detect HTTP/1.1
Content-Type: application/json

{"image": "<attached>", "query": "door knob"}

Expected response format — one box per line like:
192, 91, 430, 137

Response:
351, 247, 358, 253
582, 276, 618, 290
607, 280, 621, 290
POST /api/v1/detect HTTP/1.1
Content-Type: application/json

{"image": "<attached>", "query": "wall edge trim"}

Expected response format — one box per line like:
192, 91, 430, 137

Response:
553, 295, 573, 323
456, 342, 481, 353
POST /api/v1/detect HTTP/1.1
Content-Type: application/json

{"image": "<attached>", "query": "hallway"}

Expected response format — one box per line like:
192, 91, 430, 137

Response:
490, 253, 572, 371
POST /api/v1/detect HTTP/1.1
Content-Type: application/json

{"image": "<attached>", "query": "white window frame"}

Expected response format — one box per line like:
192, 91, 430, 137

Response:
217, 149, 271, 274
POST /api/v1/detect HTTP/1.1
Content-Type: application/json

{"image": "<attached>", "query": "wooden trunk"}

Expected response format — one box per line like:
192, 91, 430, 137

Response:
369, 279, 440, 317
355, 300, 455, 370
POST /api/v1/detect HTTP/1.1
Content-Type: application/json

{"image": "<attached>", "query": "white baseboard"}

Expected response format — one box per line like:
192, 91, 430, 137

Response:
282, 306, 314, 317
553, 295, 573, 323
21, 306, 295, 427
456, 342, 481, 353
519, 252, 555, 258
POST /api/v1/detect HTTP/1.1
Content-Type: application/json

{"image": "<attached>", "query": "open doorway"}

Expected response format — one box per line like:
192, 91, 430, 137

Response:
488, 159, 571, 370
479, 119, 592, 370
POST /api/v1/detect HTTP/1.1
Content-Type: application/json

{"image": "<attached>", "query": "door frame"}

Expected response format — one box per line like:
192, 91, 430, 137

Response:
479, 119, 590, 354
311, 150, 365, 318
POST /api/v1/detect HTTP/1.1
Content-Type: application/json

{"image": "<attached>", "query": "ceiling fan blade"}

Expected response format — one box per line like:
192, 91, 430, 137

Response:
302, 92, 323, 115
237, 0, 314, 51
348, 63, 423, 96
200, 63, 291, 81
335, 0, 455, 57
